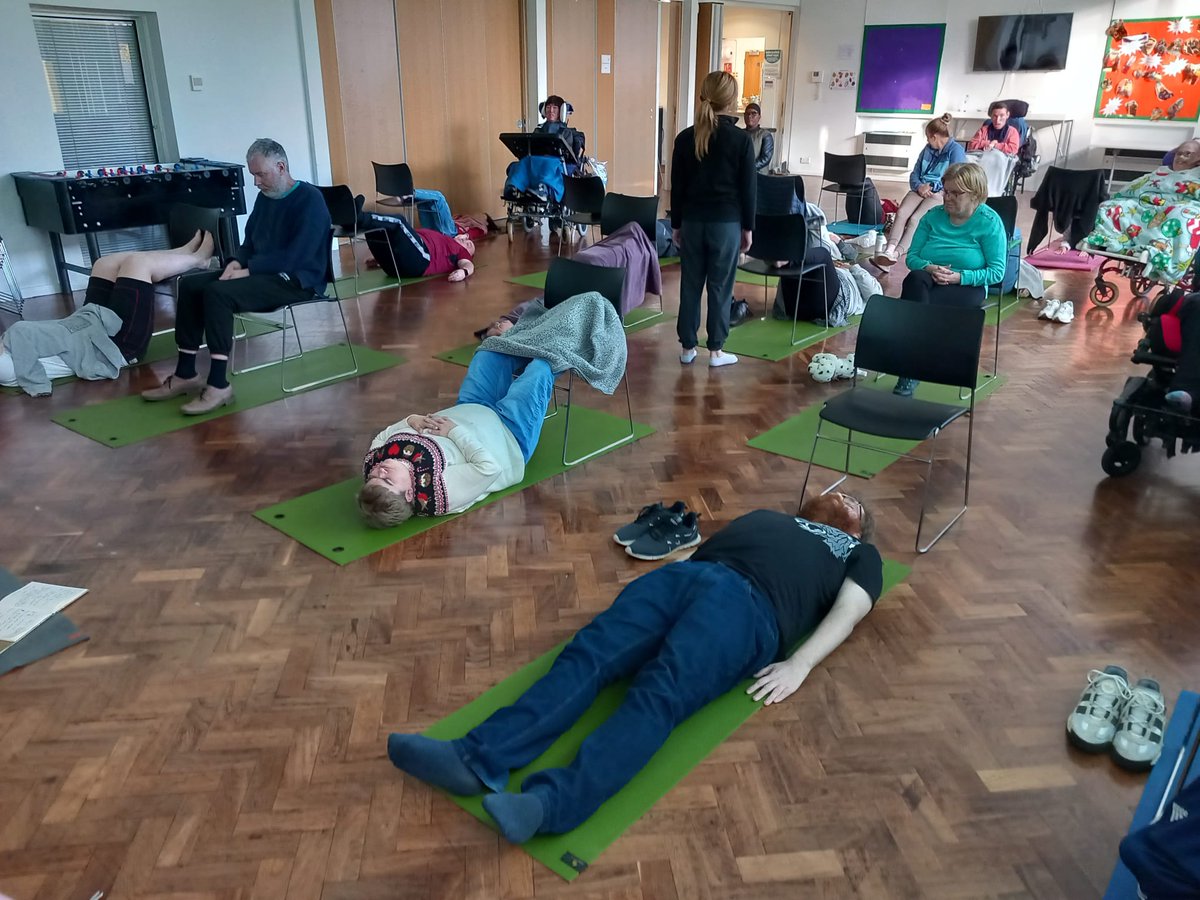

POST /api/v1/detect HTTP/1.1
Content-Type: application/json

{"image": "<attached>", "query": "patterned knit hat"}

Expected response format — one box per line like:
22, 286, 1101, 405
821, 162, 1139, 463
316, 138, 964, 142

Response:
362, 431, 448, 516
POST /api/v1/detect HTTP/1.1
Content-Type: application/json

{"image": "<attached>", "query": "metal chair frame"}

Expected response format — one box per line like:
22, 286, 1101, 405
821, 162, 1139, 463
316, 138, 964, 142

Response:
317, 185, 398, 299
737, 213, 830, 346
801, 296, 985, 553
598, 193, 663, 326
0, 235, 25, 317
371, 161, 417, 224
818, 152, 867, 225
542, 256, 634, 465
559, 175, 606, 256
230, 230, 359, 393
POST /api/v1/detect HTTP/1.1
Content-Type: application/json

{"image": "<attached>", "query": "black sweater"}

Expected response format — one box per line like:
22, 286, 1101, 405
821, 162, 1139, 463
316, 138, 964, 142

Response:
236, 181, 332, 293
670, 115, 756, 230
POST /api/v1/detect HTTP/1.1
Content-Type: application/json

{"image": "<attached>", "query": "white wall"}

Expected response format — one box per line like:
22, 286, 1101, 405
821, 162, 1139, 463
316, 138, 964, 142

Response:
0, 0, 331, 299
785, 0, 1200, 177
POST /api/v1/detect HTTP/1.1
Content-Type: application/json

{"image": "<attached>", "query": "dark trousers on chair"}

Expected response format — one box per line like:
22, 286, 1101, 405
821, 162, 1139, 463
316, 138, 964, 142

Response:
453, 560, 779, 834
901, 270, 986, 308
678, 220, 741, 351
175, 271, 310, 357
773, 247, 839, 321
86, 275, 156, 364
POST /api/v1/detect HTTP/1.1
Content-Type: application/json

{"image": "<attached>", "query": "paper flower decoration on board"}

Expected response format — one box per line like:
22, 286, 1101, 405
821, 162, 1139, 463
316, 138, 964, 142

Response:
1096, 17, 1200, 121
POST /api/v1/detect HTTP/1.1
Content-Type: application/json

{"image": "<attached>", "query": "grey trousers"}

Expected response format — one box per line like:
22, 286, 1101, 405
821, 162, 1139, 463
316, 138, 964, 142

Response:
677, 220, 741, 351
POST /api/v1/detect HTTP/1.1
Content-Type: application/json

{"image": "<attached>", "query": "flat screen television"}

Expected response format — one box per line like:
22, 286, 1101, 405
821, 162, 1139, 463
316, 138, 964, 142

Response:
973, 14, 1073, 72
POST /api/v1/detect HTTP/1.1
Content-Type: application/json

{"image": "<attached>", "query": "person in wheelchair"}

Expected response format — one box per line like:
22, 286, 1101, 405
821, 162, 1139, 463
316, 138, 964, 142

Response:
534, 95, 585, 174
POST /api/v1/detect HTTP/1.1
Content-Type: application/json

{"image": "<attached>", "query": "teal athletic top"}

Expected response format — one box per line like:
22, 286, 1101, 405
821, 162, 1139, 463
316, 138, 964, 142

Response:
905, 204, 1007, 288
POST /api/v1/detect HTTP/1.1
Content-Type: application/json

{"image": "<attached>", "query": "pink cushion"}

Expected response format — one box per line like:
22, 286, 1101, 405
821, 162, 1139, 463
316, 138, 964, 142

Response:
1025, 247, 1103, 271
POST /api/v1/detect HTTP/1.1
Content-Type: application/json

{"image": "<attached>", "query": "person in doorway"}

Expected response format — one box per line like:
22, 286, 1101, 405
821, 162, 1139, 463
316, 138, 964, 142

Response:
671, 70, 756, 368
872, 113, 966, 269
743, 102, 775, 173
0, 232, 215, 396
140, 138, 331, 415
967, 101, 1020, 156
385, 491, 882, 844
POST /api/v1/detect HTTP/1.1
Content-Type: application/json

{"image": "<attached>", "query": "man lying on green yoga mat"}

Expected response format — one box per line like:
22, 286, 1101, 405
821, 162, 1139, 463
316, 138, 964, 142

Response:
387, 492, 883, 844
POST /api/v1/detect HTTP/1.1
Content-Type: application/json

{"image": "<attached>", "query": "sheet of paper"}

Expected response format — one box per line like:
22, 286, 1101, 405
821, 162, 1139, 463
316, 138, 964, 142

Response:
0, 581, 87, 643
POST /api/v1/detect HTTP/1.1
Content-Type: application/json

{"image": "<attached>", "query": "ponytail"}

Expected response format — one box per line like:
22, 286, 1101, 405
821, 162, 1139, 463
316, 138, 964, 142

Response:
925, 112, 952, 139
694, 71, 739, 160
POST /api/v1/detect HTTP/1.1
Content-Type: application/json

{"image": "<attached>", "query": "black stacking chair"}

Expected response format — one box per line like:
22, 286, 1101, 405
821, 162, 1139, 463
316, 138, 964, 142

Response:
819, 153, 867, 224
600, 192, 658, 244
560, 175, 606, 255
982, 195, 1019, 381
801, 295, 985, 553
736, 213, 830, 346
599, 192, 663, 325
317, 184, 398, 297
231, 229, 359, 393
543, 256, 633, 466
372, 161, 416, 223
154, 204, 228, 332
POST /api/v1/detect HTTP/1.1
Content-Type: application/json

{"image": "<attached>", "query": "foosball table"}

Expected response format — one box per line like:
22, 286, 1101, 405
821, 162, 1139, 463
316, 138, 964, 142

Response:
12, 158, 246, 294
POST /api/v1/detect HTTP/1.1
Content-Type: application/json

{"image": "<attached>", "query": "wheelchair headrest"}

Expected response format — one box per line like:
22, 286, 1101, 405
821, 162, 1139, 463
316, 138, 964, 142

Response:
1002, 99, 1030, 118
540, 96, 574, 121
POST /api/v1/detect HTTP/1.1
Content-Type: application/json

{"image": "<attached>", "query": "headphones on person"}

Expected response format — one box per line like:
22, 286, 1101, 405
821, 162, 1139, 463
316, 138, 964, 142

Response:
538, 96, 573, 121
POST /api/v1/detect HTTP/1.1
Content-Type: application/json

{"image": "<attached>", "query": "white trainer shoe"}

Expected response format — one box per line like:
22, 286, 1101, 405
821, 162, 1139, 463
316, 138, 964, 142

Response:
1053, 301, 1075, 324
1066, 665, 1131, 753
1112, 678, 1167, 772
1039, 299, 1061, 320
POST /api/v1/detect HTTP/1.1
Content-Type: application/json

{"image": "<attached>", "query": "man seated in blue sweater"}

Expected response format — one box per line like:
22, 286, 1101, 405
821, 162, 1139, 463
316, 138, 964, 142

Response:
142, 138, 332, 414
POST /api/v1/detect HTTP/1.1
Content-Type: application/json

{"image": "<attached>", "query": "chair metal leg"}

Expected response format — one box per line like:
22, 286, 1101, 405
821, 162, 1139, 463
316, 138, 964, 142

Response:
562, 371, 636, 466
914, 403, 975, 553
791, 268, 830, 346
231, 310, 301, 376
800, 417, 850, 505
282, 300, 359, 394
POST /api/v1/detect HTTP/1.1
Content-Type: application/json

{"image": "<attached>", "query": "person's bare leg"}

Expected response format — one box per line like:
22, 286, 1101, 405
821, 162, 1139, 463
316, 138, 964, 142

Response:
111, 240, 215, 284
91, 251, 138, 281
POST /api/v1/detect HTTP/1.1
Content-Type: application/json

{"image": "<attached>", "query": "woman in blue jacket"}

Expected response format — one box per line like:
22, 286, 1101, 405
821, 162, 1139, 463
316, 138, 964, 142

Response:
873, 113, 966, 269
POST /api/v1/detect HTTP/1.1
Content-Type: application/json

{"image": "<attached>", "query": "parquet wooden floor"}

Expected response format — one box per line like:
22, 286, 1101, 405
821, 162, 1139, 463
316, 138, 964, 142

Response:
2, 181, 1199, 900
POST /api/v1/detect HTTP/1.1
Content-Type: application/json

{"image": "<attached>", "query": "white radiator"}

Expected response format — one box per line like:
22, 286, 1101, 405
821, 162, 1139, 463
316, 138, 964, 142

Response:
862, 131, 916, 176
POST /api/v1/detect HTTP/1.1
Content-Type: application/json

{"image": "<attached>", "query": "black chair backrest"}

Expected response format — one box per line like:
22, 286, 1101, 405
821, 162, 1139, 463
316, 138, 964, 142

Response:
316, 184, 358, 230
544, 257, 626, 314
756, 173, 805, 216
854, 295, 985, 390
985, 195, 1018, 240
563, 175, 606, 215
372, 161, 414, 198
745, 213, 808, 265
168, 204, 224, 262
823, 153, 866, 187
601, 192, 658, 242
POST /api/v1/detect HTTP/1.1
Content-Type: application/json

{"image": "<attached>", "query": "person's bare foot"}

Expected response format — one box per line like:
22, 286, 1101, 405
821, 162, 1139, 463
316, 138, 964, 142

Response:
181, 229, 204, 254
196, 230, 215, 265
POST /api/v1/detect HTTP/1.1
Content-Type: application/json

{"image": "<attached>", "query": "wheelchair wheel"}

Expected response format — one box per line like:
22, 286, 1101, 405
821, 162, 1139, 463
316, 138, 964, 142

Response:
523, 216, 538, 232
1101, 441, 1141, 477
1089, 280, 1119, 307
506, 217, 515, 243
1130, 276, 1155, 297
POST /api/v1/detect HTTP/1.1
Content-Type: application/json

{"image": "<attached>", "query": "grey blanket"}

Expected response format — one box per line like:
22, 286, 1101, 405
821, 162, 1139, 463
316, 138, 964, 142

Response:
4, 304, 125, 396
480, 292, 627, 394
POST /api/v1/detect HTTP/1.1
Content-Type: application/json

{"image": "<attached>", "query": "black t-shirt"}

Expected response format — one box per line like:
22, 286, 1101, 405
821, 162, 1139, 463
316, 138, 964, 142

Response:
691, 510, 884, 654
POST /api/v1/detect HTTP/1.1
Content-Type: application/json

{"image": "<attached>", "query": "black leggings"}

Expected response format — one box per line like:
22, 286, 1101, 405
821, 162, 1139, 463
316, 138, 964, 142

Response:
901, 270, 986, 308
86, 275, 155, 363
772, 247, 839, 321
360, 212, 430, 279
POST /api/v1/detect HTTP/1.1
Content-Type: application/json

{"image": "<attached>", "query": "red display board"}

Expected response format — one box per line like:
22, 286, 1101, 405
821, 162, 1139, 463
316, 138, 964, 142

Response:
1095, 16, 1200, 122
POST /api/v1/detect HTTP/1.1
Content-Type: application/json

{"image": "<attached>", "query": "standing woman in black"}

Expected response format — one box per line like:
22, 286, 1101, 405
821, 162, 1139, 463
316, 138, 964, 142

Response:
671, 71, 756, 368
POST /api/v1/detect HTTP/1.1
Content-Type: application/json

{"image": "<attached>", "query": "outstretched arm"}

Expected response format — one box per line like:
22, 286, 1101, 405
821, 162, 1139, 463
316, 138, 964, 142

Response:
747, 577, 874, 705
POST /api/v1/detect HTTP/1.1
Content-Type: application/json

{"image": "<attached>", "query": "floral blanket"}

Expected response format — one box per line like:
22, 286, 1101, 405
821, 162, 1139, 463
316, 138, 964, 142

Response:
1084, 165, 1200, 284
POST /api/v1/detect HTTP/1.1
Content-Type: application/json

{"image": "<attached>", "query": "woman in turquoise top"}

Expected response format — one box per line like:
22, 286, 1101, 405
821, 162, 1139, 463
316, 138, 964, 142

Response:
895, 161, 1006, 395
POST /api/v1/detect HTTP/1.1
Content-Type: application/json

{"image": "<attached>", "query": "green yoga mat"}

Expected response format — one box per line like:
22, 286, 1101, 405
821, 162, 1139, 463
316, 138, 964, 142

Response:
723, 315, 862, 362
52, 344, 403, 448
333, 268, 438, 297
424, 559, 910, 880
254, 406, 654, 564
734, 269, 780, 288
748, 373, 1006, 476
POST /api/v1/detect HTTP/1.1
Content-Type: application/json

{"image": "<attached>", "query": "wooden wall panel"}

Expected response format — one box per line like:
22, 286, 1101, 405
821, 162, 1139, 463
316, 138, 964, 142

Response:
611, 0, 659, 194
316, 0, 522, 218
315, 0, 405, 200
549, 0, 597, 159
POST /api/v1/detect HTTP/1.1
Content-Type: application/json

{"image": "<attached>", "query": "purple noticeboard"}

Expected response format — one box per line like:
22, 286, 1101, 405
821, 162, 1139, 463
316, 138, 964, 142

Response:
856, 24, 946, 114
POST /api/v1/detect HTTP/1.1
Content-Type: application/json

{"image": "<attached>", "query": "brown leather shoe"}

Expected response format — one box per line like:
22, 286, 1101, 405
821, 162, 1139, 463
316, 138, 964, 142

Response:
141, 374, 203, 401
180, 384, 235, 415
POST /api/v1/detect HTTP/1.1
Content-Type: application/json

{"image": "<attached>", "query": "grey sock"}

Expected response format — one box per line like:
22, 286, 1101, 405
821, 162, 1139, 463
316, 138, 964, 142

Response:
482, 791, 545, 844
386, 733, 486, 796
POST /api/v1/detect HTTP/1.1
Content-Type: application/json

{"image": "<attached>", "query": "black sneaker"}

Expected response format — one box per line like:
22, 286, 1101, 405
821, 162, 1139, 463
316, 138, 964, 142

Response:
613, 501, 686, 547
626, 511, 701, 561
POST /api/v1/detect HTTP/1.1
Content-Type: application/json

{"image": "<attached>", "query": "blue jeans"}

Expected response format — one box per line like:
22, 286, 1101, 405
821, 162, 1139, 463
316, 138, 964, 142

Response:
677, 220, 742, 351
454, 561, 780, 834
457, 349, 554, 462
